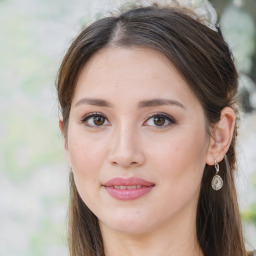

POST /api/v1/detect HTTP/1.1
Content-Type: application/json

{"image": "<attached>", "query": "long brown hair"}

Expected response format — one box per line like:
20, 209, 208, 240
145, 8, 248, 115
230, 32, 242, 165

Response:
56, 5, 248, 256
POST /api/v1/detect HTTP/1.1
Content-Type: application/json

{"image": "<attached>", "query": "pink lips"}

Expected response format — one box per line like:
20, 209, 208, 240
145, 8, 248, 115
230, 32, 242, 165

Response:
104, 177, 155, 200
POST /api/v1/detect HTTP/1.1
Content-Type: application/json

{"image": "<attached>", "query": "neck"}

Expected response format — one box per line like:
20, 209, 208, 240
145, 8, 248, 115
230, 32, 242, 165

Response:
100, 205, 203, 256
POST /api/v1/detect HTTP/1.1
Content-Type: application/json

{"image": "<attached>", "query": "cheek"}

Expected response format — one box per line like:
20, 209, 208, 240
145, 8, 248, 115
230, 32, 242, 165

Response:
147, 129, 208, 190
67, 131, 107, 208
67, 127, 108, 173
144, 134, 207, 220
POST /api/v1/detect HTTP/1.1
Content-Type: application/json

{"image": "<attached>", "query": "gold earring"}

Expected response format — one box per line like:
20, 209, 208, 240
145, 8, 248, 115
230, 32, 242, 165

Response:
211, 160, 223, 190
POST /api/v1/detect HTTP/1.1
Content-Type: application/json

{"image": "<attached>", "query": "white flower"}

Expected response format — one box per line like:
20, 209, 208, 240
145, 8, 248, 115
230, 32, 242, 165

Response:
110, 0, 218, 31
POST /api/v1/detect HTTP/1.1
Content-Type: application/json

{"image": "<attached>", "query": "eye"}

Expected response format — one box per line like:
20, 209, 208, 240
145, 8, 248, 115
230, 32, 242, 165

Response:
144, 113, 176, 128
81, 112, 110, 127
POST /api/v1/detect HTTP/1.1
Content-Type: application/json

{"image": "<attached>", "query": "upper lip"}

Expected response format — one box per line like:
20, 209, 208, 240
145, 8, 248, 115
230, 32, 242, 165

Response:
104, 177, 155, 187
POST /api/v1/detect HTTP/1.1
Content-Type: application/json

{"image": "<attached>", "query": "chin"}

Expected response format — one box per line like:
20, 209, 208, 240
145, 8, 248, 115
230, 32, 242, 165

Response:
111, 223, 152, 236
99, 212, 157, 236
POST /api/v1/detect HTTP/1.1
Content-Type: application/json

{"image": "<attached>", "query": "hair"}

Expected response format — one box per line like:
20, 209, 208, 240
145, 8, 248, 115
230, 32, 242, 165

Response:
56, 5, 249, 256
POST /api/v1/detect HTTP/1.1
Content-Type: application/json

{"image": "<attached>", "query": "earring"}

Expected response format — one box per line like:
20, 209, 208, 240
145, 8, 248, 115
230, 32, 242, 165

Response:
211, 160, 223, 191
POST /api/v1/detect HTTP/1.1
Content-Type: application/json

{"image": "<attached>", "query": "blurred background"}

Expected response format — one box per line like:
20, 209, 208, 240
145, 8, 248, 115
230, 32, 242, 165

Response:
0, 0, 255, 255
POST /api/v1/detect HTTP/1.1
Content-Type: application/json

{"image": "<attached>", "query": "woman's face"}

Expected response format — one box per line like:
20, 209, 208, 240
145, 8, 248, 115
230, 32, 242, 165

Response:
65, 47, 211, 235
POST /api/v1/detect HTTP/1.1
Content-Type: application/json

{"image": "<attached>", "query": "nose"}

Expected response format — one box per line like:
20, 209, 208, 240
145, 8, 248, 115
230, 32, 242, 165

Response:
108, 124, 146, 169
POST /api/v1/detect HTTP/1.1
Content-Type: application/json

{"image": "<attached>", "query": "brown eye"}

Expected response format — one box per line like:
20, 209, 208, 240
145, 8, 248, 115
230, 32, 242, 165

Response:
144, 113, 176, 128
93, 116, 105, 126
153, 116, 165, 126
81, 113, 110, 127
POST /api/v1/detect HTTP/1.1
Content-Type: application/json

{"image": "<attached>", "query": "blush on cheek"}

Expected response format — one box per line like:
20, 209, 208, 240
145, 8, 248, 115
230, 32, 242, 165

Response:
155, 137, 205, 182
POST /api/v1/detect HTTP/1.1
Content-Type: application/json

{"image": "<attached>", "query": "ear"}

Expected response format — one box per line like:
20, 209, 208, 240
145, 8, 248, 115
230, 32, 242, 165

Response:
59, 118, 65, 134
206, 107, 236, 165
59, 119, 72, 168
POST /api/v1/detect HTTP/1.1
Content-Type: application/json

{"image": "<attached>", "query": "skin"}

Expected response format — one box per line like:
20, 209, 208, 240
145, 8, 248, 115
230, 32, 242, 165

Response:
60, 47, 235, 256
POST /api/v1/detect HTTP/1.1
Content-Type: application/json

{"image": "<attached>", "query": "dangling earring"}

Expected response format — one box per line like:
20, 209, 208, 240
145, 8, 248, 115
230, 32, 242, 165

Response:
211, 160, 223, 190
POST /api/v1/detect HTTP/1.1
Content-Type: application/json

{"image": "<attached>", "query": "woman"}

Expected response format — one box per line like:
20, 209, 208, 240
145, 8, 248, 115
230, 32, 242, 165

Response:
56, 1, 254, 256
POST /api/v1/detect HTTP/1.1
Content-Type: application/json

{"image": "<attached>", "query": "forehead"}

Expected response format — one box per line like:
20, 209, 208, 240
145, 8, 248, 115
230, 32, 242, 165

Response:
73, 46, 198, 107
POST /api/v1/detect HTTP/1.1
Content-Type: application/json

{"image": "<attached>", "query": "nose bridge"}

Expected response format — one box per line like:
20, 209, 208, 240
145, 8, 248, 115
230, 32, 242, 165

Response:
109, 120, 144, 167
112, 121, 137, 156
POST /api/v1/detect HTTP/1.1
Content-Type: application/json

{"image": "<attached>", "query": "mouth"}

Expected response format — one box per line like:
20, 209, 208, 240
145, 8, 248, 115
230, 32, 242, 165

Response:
103, 177, 155, 200
108, 185, 149, 189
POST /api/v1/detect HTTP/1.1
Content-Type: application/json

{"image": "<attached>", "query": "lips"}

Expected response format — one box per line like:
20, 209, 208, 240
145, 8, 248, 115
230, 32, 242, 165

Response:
110, 185, 145, 189
104, 177, 154, 187
103, 177, 155, 200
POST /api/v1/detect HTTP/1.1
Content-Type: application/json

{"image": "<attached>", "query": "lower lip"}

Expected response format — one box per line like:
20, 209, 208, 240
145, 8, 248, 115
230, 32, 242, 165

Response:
105, 186, 154, 200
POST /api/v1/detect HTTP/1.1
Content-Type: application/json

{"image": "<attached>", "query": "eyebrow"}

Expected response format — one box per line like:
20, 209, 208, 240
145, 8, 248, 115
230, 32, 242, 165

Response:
138, 99, 185, 109
74, 98, 185, 109
75, 98, 113, 107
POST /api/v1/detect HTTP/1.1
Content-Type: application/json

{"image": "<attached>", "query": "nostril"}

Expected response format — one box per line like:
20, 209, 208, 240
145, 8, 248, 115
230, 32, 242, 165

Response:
109, 148, 146, 168
110, 160, 140, 167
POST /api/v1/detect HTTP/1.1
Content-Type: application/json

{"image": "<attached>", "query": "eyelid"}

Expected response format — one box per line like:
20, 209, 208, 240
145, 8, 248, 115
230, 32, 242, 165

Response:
143, 112, 176, 127
80, 112, 176, 128
80, 112, 110, 126
81, 112, 106, 122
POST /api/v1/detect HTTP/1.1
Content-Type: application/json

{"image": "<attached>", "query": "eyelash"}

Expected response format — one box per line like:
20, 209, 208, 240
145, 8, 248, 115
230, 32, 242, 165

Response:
144, 112, 176, 128
81, 112, 176, 128
81, 112, 110, 128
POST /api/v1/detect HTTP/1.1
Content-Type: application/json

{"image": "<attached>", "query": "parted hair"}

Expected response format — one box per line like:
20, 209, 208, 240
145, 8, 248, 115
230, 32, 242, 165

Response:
56, 5, 248, 256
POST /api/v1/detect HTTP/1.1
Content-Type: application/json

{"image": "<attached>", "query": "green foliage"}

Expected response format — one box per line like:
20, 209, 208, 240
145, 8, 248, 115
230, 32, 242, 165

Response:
221, 5, 255, 74
242, 204, 256, 224
242, 173, 256, 226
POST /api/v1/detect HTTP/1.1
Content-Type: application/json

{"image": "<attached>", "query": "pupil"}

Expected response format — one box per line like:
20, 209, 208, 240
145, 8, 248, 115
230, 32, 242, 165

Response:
154, 116, 165, 126
94, 116, 105, 125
